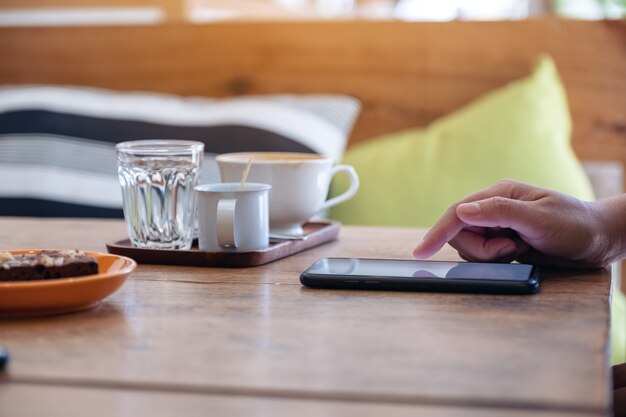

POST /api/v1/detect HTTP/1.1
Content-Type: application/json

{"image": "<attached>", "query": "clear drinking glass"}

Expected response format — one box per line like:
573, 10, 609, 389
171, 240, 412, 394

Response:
116, 140, 204, 250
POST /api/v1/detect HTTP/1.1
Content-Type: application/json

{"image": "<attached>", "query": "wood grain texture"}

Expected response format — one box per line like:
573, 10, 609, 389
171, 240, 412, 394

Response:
0, 383, 602, 417
0, 19, 624, 168
0, 218, 612, 416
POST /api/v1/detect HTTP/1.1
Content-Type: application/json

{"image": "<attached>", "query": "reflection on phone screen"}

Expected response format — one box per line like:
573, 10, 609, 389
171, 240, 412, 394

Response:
312, 259, 533, 281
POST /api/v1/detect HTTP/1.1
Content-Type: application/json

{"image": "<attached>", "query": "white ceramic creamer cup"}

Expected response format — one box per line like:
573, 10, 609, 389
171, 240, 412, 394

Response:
195, 183, 271, 251
216, 152, 359, 236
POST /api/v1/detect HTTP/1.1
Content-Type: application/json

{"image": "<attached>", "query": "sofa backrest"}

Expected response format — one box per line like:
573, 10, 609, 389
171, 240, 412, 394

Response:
1, 19, 624, 169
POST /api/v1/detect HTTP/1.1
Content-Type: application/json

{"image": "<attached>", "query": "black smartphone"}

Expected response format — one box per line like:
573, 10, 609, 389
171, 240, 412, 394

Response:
300, 258, 540, 294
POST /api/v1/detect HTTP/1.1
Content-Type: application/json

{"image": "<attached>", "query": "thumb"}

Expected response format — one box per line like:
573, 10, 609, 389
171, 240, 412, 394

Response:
456, 197, 539, 235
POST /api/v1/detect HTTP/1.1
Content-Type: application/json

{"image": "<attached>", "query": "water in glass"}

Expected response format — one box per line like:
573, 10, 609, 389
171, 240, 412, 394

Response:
116, 140, 203, 250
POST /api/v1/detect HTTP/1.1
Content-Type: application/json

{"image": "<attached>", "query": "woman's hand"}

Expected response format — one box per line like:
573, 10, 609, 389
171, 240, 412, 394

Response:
413, 179, 625, 268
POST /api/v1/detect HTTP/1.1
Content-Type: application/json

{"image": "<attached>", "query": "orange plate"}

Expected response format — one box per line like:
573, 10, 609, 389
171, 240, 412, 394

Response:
0, 250, 136, 318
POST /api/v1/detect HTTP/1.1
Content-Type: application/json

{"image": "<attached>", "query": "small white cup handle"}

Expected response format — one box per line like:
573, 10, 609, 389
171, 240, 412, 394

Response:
320, 165, 359, 212
217, 198, 237, 248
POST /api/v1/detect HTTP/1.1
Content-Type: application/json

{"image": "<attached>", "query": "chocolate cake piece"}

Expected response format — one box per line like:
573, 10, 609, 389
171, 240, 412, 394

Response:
0, 250, 99, 281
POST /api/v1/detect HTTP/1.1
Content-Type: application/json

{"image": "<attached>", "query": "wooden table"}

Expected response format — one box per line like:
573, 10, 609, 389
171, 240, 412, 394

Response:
0, 218, 613, 416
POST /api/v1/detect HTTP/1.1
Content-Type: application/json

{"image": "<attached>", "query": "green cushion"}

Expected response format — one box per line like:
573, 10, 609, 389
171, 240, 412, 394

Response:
329, 55, 626, 365
330, 55, 594, 228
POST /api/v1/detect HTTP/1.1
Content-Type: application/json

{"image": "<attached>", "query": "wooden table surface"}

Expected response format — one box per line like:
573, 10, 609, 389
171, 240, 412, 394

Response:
0, 218, 612, 417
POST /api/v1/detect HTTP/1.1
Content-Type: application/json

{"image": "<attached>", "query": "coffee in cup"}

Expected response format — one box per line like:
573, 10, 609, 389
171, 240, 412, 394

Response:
216, 152, 359, 236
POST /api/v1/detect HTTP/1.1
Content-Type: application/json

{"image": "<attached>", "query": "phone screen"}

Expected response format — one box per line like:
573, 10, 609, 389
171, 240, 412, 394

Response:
306, 258, 534, 281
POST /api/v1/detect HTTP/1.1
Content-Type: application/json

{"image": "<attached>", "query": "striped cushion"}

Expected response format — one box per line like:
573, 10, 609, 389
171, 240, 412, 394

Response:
0, 86, 360, 218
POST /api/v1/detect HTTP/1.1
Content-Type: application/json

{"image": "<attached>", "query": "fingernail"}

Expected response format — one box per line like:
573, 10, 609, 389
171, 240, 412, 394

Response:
458, 203, 481, 216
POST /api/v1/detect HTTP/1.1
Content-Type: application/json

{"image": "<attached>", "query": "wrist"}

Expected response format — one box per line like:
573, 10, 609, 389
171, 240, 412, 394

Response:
591, 195, 626, 265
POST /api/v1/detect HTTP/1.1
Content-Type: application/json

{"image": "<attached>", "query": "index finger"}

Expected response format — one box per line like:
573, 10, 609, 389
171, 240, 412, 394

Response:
412, 180, 534, 259
412, 205, 465, 259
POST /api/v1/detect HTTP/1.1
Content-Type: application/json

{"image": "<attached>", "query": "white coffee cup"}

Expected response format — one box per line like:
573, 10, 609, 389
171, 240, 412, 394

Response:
216, 152, 359, 236
194, 182, 271, 251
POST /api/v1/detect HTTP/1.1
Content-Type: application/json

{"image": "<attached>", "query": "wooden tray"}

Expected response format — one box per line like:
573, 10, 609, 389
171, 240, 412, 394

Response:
106, 221, 340, 267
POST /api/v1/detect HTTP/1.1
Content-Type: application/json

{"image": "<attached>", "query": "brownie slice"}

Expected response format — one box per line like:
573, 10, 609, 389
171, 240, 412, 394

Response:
0, 250, 99, 281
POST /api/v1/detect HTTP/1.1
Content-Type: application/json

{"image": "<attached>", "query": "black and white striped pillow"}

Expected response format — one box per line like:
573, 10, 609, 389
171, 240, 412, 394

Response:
0, 86, 360, 218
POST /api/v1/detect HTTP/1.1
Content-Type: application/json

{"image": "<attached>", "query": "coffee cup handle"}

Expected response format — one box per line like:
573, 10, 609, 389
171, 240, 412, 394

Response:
320, 165, 359, 212
217, 198, 237, 249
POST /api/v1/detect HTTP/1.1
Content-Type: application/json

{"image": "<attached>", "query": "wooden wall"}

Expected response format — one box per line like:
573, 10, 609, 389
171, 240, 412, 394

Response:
0, 19, 624, 168
0, 0, 186, 21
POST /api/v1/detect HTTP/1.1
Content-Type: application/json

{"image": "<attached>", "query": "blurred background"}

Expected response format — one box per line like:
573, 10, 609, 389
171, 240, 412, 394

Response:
0, 0, 625, 26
